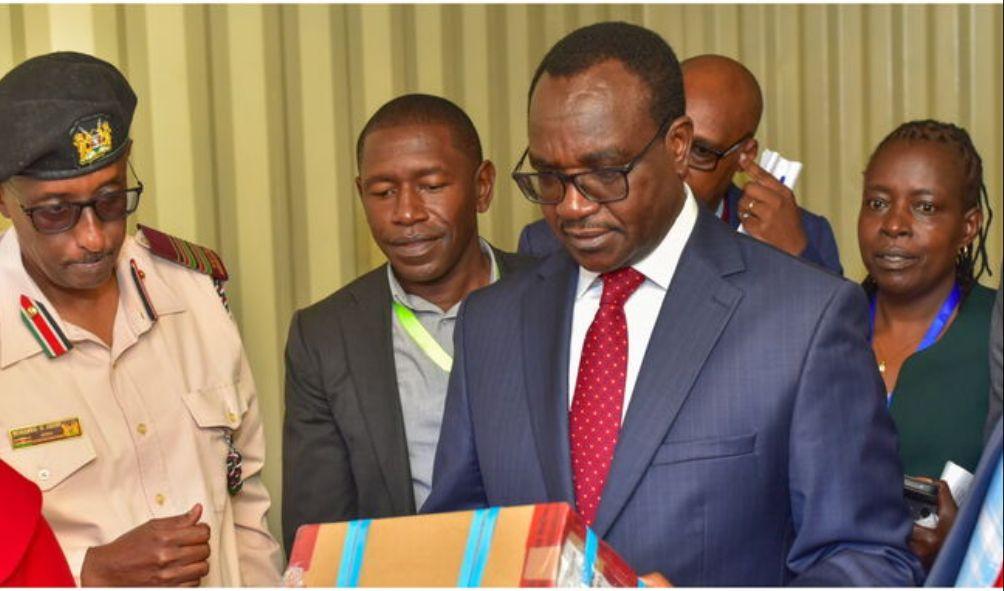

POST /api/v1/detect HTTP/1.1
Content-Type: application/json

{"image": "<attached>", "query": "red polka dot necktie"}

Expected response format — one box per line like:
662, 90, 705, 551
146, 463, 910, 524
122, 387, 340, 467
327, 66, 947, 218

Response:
569, 266, 646, 525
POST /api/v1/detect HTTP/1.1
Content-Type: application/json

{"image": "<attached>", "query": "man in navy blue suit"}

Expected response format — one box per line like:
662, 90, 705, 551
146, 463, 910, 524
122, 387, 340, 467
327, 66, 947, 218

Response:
518, 54, 843, 277
425, 22, 921, 585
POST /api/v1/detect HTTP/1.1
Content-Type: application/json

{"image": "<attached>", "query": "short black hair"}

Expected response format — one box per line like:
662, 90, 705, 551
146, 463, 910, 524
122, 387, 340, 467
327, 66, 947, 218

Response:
528, 22, 685, 130
356, 93, 483, 168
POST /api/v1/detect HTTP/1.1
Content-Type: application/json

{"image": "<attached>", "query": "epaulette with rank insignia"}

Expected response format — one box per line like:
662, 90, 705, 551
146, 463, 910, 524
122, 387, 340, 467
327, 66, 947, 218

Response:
137, 224, 228, 281
136, 224, 231, 311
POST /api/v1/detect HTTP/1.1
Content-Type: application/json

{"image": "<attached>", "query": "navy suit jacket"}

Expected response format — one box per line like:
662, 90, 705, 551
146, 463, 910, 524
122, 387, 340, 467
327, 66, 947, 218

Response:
926, 418, 1003, 586
425, 208, 921, 585
518, 184, 843, 276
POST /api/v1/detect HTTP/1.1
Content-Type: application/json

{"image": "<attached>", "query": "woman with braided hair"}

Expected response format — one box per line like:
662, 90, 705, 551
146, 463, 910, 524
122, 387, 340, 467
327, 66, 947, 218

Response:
858, 119, 996, 570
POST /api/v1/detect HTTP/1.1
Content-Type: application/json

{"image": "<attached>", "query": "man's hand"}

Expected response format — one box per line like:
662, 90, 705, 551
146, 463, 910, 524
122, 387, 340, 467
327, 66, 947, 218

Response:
908, 479, 958, 570
736, 152, 809, 257
80, 504, 211, 587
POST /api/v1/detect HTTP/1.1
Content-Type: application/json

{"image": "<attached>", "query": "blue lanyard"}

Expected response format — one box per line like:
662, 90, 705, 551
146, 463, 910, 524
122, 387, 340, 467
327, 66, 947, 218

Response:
870, 282, 962, 406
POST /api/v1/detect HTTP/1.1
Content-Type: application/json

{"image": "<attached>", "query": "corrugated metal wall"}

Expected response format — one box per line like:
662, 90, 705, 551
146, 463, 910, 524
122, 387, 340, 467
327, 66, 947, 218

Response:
2, 4, 1002, 544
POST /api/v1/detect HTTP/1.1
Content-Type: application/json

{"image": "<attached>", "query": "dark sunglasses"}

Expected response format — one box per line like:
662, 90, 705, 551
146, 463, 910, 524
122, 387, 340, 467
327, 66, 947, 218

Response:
8, 163, 144, 235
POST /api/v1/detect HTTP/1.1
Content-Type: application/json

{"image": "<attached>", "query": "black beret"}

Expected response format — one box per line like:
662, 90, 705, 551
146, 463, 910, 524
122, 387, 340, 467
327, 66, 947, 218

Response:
0, 51, 136, 182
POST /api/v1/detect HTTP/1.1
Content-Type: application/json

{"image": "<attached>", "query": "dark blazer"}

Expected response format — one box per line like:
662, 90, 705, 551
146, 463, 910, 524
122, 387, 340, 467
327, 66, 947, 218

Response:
281, 246, 535, 551
926, 418, 1003, 586
517, 183, 844, 276
425, 209, 922, 585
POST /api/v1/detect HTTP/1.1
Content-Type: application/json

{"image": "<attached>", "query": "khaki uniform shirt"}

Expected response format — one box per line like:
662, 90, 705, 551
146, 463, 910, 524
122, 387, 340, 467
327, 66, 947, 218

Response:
0, 228, 282, 586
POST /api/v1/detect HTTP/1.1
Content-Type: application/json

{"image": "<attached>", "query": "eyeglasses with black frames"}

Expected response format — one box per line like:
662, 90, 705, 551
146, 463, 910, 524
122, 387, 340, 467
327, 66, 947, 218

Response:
688, 134, 753, 172
7, 161, 144, 235
511, 114, 673, 205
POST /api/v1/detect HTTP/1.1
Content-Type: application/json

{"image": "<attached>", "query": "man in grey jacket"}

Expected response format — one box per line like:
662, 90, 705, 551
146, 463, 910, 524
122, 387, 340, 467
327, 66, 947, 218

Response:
281, 94, 534, 551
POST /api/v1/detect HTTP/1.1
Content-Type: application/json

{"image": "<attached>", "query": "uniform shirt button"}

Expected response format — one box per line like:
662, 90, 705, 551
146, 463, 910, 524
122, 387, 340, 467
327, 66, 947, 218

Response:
137, 423, 148, 435
155, 493, 165, 505
38, 468, 50, 481
227, 411, 238, 423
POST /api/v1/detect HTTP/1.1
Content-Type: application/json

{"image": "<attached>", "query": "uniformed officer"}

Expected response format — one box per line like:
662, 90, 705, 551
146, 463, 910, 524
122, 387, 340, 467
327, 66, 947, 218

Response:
0, 52, 282, 585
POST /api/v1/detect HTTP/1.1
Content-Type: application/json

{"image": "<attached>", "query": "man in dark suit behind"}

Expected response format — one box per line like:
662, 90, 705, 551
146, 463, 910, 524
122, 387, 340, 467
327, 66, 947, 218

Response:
282, 94, 534, 551
424, 23, 921, 585
518, 54, 843, 277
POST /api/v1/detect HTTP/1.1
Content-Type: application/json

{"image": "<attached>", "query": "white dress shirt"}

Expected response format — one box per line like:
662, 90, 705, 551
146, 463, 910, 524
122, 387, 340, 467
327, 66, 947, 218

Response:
568, 185, 699, 418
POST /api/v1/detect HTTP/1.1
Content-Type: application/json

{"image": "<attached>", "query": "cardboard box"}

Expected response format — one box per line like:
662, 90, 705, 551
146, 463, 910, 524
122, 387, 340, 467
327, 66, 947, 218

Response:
283, 503, 642, 587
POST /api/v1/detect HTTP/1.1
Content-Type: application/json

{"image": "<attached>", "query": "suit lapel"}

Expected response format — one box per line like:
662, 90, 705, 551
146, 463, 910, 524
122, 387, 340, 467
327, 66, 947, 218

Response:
339, 248, 530, 516
341, 267, 416, 514
521, 253, 578, 505
592, 212, 745, 537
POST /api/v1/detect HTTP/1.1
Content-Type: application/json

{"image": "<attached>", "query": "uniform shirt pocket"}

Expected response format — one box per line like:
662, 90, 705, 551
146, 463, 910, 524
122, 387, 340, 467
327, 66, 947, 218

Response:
2, 434, 97, 491
180, 382, 247, 510
181, 382, 247, 430
651, 433, 757, 466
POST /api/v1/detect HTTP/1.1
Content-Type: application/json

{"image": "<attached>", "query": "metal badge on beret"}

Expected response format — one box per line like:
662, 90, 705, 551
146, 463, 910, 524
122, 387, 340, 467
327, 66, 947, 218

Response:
0, 51, 137, 182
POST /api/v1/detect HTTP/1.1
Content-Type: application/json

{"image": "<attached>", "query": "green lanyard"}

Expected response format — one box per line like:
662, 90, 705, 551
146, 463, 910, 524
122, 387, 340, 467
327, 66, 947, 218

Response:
392, 301, 453, 372
391, 255, 500, 374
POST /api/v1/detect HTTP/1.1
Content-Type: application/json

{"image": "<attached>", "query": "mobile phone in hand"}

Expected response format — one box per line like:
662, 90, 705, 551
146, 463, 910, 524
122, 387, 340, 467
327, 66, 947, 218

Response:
904, 476, 939, 521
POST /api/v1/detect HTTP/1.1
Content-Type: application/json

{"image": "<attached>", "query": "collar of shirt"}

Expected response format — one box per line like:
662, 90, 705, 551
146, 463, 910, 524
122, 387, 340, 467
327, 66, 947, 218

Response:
567, 184, 699, 418
575, 183, 699, 299
386, 236, 499, 318
0, 228, 186, 368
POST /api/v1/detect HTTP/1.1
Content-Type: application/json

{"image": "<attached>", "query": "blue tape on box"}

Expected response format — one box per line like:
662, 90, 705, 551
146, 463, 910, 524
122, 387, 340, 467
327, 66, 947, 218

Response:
582, 527, 599, 585
336, 519, 371, 587
457, 507, 501, 587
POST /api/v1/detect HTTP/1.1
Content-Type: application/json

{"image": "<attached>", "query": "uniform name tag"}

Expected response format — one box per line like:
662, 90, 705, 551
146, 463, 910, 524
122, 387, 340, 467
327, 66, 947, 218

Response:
9, 418, 82, 449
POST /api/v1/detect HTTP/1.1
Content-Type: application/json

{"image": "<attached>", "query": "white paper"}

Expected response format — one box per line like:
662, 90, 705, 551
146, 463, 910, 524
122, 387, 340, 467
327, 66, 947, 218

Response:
941, 461, 975, 506
757, 148, 802, 190
737, 149, 804, 235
